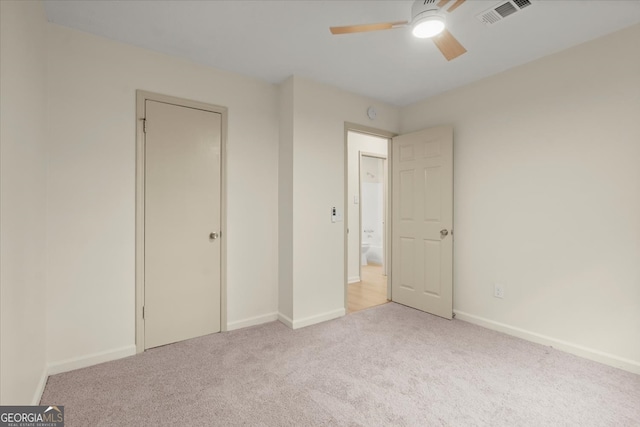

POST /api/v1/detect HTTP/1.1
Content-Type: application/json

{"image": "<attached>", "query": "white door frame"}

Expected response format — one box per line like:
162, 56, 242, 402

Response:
135, 90, 228, 353
344, 123, 396, 309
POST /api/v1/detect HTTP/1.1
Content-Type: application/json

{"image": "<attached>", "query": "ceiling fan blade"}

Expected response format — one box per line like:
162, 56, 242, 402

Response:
432, 29, 467, 61
437, 0, 451, 7
330, 21, 408, 35
447, 0, 466, 12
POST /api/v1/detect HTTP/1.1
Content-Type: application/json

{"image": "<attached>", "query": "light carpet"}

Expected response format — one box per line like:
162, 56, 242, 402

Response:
41, 303, 640, 426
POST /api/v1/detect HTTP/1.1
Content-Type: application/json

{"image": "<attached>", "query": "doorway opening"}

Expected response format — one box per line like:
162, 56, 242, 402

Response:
344, 124, 454, 319
346, 129, 391, 313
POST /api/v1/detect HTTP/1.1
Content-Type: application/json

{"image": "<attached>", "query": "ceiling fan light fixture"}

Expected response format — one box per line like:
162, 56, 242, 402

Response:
411, 11, 446, 38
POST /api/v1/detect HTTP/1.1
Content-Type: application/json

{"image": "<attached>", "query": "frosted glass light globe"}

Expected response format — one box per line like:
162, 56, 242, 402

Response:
412, 14, 445, 38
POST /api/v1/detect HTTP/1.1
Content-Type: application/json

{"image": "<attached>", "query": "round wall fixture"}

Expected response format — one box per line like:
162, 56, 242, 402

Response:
367, 106, 377, 120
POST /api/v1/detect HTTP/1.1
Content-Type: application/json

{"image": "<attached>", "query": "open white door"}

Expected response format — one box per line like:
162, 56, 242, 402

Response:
391, 126, 453, 319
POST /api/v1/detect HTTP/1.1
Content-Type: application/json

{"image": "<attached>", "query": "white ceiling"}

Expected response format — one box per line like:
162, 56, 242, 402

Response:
44, 0, 640, 106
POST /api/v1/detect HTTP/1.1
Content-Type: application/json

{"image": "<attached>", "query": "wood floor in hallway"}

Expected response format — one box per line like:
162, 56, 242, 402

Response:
347, 264, 389, 313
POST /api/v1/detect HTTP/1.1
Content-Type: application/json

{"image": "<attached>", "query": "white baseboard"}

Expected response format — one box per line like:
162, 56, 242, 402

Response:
292, 308, 345, 330
348, 276, 361, 284
277, 312, 294, 328
31, 364, 49, 405
278, 309, 345, 330
227, 312, 279, 331
454, 310, 640, 375
47, 345, 136, 376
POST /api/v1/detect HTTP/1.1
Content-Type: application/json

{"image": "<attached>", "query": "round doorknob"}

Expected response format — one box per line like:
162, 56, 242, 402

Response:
440, 229, 449, 237
209, 232, 219, 240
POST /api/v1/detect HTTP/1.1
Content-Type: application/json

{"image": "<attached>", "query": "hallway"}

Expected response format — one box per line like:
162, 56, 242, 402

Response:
347, 264, 388, 313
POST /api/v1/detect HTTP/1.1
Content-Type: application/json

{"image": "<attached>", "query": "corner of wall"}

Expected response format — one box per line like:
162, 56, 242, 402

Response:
277, 76, 295, 321
0, 0, 49, 405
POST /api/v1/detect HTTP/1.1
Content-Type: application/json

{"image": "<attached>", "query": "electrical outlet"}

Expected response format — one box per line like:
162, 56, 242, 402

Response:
494, 284, 504, 299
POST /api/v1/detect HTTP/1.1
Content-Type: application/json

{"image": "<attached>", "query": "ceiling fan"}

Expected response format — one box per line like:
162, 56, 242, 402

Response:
330, 0, 467, 61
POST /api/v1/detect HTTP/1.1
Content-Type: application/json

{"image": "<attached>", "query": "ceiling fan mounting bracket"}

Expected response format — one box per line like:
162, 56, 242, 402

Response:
411, 0, 440, 22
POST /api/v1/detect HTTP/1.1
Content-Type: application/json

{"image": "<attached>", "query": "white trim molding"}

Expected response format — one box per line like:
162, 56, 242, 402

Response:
454, 310, 640, 375
277, 313, 294, 329
291, 308, 345, 330
47, 345, 136, 376
33, 345, 136, 404
32, 365, 49, 405
348, 276, 361, 284
227, 312, 279, 331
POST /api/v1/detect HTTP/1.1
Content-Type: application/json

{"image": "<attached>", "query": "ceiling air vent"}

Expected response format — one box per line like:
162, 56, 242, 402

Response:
513, 0, 532, 9
476, 0, 533, 27
495, 2, 517, 17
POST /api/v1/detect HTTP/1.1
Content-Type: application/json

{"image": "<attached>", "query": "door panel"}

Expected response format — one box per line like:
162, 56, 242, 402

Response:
399, 170, 415, 220
144, 100, 221, 349
392, 126, 453, 319
423, 240, 441, 296
424, 166, 441, 221
399, 237, 415, 290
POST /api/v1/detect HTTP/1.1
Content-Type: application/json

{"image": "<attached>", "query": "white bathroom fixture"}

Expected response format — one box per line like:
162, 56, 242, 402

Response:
361, 242, 370, 266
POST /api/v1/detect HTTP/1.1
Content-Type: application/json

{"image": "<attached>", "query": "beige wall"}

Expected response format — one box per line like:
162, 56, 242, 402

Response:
4, 4, 639, 406
287, 77, 400, 327
45, 24, 280, 367
347, 132, 388, 282
0, 0, 48, 404
401, 24, 640, 372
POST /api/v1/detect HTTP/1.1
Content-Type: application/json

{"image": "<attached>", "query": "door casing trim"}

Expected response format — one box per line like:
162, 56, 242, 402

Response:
135, 90, 228, 354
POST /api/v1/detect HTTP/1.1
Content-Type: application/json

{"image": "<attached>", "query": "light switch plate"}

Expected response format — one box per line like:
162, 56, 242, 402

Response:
331, 207, 343, 223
